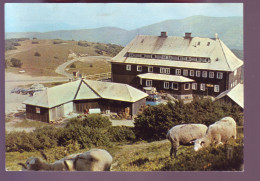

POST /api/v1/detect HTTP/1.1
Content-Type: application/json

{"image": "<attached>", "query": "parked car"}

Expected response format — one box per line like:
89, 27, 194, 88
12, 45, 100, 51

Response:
10, 88, 21, 94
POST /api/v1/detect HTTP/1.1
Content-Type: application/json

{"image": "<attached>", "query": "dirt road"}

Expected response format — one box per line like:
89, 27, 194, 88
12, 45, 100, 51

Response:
55, 56, 111, 78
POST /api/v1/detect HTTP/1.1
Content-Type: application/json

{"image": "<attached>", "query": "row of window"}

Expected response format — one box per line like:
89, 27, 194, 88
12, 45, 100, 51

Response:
127, 53, 211, 63
126, 65, 223, 79
141, 80, 220, 92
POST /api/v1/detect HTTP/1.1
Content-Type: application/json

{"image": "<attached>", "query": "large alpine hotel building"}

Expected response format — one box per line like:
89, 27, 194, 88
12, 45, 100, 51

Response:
111, 32, 243, 100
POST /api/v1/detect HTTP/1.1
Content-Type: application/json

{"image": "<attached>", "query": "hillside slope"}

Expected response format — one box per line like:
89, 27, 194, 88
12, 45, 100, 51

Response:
6, 16, 243, 50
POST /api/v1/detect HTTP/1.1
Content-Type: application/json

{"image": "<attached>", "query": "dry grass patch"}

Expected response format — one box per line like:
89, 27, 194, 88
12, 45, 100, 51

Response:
5, 40, 116, 77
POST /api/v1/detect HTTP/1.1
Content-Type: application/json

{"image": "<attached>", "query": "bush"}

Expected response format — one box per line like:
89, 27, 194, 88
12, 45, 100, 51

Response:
70, 63, 76, 68
32, 41, 39, 44
107, 126, 136, 142
59, 123, 110, 148
53, 39, 63, 44
134, 98, 244, 141
161, 138, 243, 171
34, 52, 41, 56
82, 114, 112, 129
78, 41, 89, 47
10, 58, 22, 68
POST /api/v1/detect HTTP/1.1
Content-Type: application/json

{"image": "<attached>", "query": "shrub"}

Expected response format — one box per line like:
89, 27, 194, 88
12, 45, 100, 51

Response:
32, 41, 39, 44
34, 52, 41, 56
10, 58, 22, 68
134, 98, 243, 141
107, 126, 136, 142
134, 102, 175, 140
82, 114, 112, 129
13, 42, 21, 46
53, 39, 63, 44
70, 63, 76, 68
59, 123, 110, 148
161, 138, 243, 171
78, 41, 89, 47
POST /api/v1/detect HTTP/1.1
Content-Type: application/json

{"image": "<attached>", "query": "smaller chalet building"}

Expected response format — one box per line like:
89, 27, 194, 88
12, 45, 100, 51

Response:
23, 79, 148, 122
216, 83, 244, 110
111, 32, 244, 99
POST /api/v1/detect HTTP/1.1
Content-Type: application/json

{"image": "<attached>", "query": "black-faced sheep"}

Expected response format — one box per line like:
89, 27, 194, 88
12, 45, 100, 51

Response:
19, 149, 113, 171
194, 117, 237, 151
166, 124, 208, 158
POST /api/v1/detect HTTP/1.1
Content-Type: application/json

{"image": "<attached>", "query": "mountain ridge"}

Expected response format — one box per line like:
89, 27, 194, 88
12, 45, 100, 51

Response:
5, 16, 243, 50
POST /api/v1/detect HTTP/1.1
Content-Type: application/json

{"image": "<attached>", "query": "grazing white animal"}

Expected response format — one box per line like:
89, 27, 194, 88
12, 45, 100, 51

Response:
166, 124, 208, 158
194, 117, 237, 151
19, 149, 113, 171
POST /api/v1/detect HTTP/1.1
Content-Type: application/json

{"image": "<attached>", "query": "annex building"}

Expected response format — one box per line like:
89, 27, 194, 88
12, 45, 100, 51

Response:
111, 32, 244, 100
23, 79, 148, 122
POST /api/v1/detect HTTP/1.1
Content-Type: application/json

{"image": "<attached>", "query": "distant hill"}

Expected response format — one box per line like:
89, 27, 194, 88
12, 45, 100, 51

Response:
5, 15, 243, 50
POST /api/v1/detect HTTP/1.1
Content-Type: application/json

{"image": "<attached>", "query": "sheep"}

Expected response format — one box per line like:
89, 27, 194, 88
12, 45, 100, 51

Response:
166, 124, 208, 158
18, 149, 113, 171
194, 117, 237, 151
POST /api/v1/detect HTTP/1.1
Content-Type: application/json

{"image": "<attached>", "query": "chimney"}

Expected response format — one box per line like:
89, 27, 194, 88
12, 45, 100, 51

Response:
160, 32, 168, 38
185, 32, 192, 38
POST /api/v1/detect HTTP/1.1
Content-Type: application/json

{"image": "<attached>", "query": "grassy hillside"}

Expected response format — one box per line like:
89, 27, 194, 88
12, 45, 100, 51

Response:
5, 39, 122, 77
5, 16, 243, 50
6, 136, 243, 171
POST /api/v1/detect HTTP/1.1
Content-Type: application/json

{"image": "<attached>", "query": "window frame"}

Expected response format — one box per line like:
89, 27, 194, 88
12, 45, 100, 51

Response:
183, 69, 188, 76
209, 72, 214, 78
146, 80, 152, 86
200, 83, 206, 91
148, 66, 153, 73
176, 69, 181, 75
184, 83, 190, 90
190, 70, 194, 76
172, 83, 179, 90
126, 64, 131, 71
196, 70, 201, 77
192, 83, 197, 90
214, 85, 220, 92
202, 71, 207, 78
36, 107, 41, 114
137, 65, 142, 72
217, 72, 223, 79
164, 82, 170, 89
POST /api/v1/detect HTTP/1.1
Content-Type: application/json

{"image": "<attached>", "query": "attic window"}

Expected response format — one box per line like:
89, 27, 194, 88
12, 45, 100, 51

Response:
207, 42, 210, 46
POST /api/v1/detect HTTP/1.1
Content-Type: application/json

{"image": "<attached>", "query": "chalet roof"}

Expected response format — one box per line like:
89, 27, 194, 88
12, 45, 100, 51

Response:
23, 80, 80, 108
216, 83, 244, 109
111, 34, 243, 72
137, 73, 194, 82
82, 79, 148, 102
24, 79, 148, 108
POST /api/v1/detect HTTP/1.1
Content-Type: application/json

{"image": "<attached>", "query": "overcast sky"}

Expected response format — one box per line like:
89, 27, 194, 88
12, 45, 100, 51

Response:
5, 3, 243, 33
